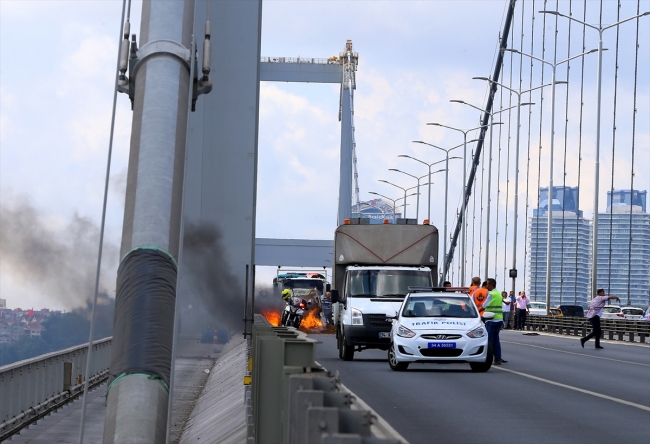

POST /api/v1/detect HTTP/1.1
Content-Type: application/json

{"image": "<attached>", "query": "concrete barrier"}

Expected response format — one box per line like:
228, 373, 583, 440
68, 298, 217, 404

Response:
524, 316, 649, 343
250, 314, 407, 444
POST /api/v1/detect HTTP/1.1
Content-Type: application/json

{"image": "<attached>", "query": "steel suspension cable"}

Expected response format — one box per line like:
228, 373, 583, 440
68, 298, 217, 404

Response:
573, 0, 587, 304
494, 69, 504, 280
523, 0, 536, 295
533, 0, 548, 301
626, 0, 641, 307
606, 1, 622, 296
78, 0, 130, 442
559, 0, 571, 306
502, 21, 516, 290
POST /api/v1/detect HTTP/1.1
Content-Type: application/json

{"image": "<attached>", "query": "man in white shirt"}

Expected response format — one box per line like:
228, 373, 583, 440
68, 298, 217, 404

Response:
501, 292, 512, 329
581, 289, 620, 349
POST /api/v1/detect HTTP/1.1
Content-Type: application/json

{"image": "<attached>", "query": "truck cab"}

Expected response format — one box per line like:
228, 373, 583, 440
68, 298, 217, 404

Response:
331, 219, 439, 361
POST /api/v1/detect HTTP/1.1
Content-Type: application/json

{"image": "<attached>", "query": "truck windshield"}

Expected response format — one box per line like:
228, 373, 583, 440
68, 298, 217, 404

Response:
402, 296, 478, 318
348, 270, 431, 298
284, 279, 324, 294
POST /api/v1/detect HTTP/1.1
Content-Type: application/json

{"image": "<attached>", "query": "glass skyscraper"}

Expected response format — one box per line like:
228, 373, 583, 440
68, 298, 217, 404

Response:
528, 186, 592, 307
596, 190, 650, 308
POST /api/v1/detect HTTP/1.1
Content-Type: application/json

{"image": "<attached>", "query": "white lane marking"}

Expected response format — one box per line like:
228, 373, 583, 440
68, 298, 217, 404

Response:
494, 366, 650, 412
502, 340, 650, 367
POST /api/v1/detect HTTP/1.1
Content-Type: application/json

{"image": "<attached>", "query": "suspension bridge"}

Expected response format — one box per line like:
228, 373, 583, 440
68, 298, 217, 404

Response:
0, 0, 649, 443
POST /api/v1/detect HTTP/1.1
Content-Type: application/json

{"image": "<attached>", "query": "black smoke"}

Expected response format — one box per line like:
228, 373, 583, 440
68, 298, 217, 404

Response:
0, 196, 119, 309
180, 222, 245, 334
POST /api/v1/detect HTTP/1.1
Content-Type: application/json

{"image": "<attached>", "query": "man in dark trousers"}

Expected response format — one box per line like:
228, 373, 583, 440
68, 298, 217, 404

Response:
581, 289, 621, 349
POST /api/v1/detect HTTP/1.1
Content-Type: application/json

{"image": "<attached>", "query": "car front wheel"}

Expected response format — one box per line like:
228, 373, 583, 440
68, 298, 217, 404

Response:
469, 344, 493, 372
388, 343, 408, 371
339, 329, 354, 361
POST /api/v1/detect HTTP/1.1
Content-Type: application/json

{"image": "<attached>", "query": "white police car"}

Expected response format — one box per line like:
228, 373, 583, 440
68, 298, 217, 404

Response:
388, 290, 494, 372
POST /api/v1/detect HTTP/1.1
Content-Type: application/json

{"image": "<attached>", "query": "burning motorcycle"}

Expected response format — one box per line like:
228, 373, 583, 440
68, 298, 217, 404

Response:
281, 298, 312, 328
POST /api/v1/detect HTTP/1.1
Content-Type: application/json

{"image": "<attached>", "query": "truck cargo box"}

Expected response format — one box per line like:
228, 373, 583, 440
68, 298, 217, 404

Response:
333, 223, 439, 291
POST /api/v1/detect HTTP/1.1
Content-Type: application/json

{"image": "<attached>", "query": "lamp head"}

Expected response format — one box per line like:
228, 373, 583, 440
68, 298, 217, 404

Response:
504, 48, 519, 54
468, 139, 479, 144
521, 102, 535, 106
539, 10, 559, 15
472, 76, 490, 81
398, 154, 409, 158
555, 81, 568, 85
412, 140, 425, 144
450, 99, 465, 104
426, 123, 441, 126
388, 168, 399, 172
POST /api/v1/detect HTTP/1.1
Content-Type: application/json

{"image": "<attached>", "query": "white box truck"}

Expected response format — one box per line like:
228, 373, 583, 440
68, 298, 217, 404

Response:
331, 219, 439, 360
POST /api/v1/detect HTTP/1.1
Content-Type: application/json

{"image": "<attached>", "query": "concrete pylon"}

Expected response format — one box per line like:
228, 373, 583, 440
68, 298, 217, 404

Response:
103, 1, 195, 442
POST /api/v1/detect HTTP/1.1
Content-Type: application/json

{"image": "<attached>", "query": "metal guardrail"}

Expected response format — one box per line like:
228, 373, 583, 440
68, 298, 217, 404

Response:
261, 56, 339, 65
524, 315, 650, 343
0, 337, 112, 438
250, 314, 407, 444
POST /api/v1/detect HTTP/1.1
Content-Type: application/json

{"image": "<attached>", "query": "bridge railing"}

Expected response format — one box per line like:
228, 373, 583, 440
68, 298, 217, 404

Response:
0, 337, 112, 438
261, 56, 339, 65
524, 316, 650, 343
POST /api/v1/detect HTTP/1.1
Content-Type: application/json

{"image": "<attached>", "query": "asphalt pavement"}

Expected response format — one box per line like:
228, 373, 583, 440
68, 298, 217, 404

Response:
312, 330, 650, 444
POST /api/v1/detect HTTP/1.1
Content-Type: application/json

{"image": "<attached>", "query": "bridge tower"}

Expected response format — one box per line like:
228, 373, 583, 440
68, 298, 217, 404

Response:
337, 40, 360, 224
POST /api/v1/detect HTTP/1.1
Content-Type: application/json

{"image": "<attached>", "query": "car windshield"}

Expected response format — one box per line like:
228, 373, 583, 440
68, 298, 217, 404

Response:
348, 269, 431, 298
401, 295, 478, 318
529, 302, 546, 309
602, 306, 621, 313
622, 308, 643, 315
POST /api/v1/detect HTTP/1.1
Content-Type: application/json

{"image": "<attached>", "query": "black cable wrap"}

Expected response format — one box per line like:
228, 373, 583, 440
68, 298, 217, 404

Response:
108, 248, 177, 388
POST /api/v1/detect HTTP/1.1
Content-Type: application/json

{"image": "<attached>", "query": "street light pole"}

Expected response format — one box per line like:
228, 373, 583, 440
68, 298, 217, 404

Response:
378, 180, 426, 219
412, 141, 467, 281
389, 169, 424, 221
506, 47, 597, 314
369, 191, 414, 223
473, 76, 559, 300
539, 9, 650, 301
397, 156, 449, 222
426, 123, 489, 285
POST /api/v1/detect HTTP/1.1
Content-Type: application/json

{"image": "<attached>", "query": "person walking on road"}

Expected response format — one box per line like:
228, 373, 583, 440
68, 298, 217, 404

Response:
581, 289, 621, 349
515, 291, 530, 330
483, 278, 507, 365
502, 291, 512, 329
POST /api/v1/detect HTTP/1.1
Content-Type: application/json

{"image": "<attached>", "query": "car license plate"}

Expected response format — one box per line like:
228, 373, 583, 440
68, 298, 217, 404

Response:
428, 342, 456, 349
378, 332, 390, 339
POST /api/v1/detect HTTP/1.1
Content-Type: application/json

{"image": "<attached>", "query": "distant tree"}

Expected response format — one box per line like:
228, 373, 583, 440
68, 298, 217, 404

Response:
41, 312, 90, 350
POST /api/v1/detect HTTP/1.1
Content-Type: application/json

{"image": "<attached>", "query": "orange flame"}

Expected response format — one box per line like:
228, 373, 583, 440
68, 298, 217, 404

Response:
300, 310, 323, 330
262, 309, 281, 327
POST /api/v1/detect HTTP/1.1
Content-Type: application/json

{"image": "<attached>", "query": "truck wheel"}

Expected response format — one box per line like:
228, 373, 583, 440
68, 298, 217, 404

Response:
470, 344, 493, 372
339, 330, 354, 361
388, 343, 408, 371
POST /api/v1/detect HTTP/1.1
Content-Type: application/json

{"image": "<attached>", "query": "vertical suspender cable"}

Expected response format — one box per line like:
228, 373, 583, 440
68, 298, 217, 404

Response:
559, 0, 570, 307
533, 0, 548, 302
502, 24, 515, 289
607, 1, 622, 296
78, 1, 130, 442
524, 0, 536, 294
626, 0, 641, 307
574, 0, 587, 304
494, 68, 504, 280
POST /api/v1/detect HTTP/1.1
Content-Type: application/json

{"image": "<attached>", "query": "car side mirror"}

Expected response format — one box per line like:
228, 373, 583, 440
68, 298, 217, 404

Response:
482, 312, 495, 320
385, 315, 397, 322
331, 289, 340, 304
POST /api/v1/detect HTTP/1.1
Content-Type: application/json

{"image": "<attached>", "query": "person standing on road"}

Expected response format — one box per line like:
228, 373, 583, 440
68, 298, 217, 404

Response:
581, 289, 621, 349
469, 277, 481, 295
515, 291, 530, 330
502, 291, 512, 329
472, 281, 489, 316
483, 278, 507, 365
321, 291, 333, 325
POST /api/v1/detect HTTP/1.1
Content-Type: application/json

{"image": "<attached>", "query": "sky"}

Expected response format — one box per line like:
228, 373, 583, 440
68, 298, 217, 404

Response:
1, 0, 649, 311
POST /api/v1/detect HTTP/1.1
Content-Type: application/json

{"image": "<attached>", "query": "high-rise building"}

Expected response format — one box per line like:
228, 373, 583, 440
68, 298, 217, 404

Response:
596, 190, 650, 308
528, 186, 591, 306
